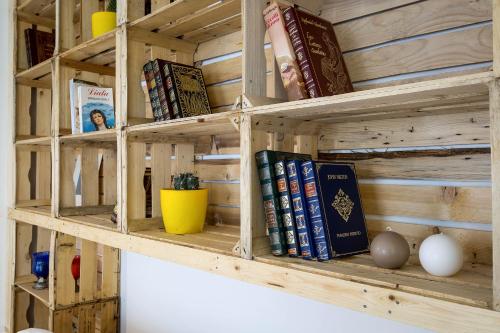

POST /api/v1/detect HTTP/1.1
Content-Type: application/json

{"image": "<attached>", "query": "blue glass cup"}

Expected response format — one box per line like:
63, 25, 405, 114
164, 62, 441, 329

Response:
31, 251, 49, 290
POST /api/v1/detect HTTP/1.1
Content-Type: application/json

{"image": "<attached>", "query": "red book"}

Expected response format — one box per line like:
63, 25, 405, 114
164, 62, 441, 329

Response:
263, 3, 308, 101
283, 7, 353, 98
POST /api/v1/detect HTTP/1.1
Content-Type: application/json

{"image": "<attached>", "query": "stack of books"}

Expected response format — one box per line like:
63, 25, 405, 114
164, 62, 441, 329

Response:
143, 59, 212, 122
263, 2, 353, 101
256, 150, 370, 261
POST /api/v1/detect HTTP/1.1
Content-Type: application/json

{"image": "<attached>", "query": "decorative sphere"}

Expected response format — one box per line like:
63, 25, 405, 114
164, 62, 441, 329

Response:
419, 233, 463, 277
370, 231, 410, 269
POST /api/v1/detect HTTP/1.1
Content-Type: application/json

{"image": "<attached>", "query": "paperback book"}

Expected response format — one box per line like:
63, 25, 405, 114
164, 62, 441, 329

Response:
78, 86, 115, 133
69, 79, 98, 134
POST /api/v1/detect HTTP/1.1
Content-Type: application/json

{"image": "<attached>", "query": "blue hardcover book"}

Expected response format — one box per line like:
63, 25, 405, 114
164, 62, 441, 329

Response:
301, 161, 331, 261
287, 160, 316, 260
303, 161, 370, 258
275, 160, 300, 257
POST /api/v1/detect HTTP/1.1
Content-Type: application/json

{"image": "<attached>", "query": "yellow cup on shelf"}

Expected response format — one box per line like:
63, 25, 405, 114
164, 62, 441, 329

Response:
91, 12, 117, 38
160, 189, 208, 235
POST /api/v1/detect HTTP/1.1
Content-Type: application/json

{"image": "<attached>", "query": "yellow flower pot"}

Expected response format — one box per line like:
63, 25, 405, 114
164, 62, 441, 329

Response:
91, 12, 117, 38
160, 189, 208, 234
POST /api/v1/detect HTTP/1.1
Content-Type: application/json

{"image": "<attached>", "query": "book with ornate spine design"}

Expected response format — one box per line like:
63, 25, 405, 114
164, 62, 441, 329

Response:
287, 160, 316, 259
143, 61, 162, 122
256, 150, 311, 256
301, 160, 331, 261
152, 59, 175, 120
303, 161, 370, 258
283, 7, 353, 98
263, 2, 308, 101
162, 61, 211, 118
275, 160, 300, 257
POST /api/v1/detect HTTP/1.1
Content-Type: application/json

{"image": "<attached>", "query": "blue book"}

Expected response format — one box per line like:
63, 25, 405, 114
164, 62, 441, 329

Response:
286, 160, 316, 260
301, 161, 331, 261
275, 161, 300, 257
303, 161, 370, 258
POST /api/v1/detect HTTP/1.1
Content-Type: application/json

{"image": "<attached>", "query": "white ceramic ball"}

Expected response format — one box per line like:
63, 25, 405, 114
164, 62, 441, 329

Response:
419, 233, 463, 277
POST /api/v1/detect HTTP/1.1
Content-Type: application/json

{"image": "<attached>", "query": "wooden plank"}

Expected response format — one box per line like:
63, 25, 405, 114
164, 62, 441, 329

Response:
318, 110, 490, 150
127, 142, 146, 220
367, 219, 492, 265
17, 10, 55, 28
320, 0, 420, 24
194, 31, 242, 62
79, 240, 98, 303
207, 81, 241, 108
490, 78, 500, 310
101, 246, 119, 298
78, 304, 96, 333
128, 26, 198, 53
15, 223, 32, 278
53, 308, 73, 333
99, 299, 118, 333
127, 39, 146, 121
60, 58, 115, 76
81, 147, 99, 206
182, 14, 242, 44
151, 143, 171, 217
36, 151, 51, 201
174, 143, 194, 174
335, 0, 492, 52
319, 152, 491, 180
345, 25, 493, 82
35, 87, 51, 136
240, 116, 268, 259
58, 0, 76, 52
494, 0, 500, 76
55, 233, 76, 307
361, 184, 491, 224
204, 183, 239, 206
195, 162, 240, 182
80, 0, 99, 42
102, 148, 117, 206
10, 208, 500, 333
130, 0, 219, 31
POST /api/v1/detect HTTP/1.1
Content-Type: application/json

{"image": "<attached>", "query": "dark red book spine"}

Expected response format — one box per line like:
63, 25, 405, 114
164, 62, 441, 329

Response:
283, 7, 320, 99
152, 59, 174, 120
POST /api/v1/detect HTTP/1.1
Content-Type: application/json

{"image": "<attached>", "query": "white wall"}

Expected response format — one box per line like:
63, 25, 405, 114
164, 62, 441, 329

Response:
121, 252, 432, 333
0, 0, 14, 331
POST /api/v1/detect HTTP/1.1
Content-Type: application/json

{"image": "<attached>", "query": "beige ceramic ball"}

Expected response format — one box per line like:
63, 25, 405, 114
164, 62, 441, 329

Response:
370, 231, 410, 269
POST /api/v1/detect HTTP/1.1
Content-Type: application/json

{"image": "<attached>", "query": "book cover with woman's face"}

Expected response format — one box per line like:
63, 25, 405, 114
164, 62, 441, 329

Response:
78, 86, 115, 132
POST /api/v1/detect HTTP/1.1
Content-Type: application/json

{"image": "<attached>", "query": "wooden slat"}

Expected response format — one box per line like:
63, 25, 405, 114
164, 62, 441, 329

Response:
345, 25, 493, 82
99, 299, 118, 333
17, 10, 55, 28
55, 233, 76, 307
53, 308, 73, 333
320, 152, 491, 180
82, 147, 99, 206
127, 26, 197, 54
102, 149, 117, 205
80, 0, 99, 42
319, 110, 490, 150
320, 0, 421, 24
182, 14, 242, 44
101, 246, 119, 298
334, 0, 492, 52
127, 142, 146, 220
490, 78, 500, 309
78, 304, 96, 333
194, 31, 242, 62
367, 219, 492, 265
151, 143, 171, 217
58, 0, 76, 52
79, 240, 98, 303
174, 143, 194, 174
130, 0, 219, 31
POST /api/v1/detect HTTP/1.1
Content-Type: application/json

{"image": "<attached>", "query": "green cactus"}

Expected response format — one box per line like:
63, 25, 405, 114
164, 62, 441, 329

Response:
173, 173, 200, 190
106, 0, 117, 12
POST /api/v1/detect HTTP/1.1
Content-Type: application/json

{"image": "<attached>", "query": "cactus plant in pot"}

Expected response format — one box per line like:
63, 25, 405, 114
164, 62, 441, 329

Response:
160, 173, 208, 234
91, 0, 117, 38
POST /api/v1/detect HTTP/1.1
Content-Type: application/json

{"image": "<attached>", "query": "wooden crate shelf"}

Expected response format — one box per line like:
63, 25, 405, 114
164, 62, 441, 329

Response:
9, 0, 500, 332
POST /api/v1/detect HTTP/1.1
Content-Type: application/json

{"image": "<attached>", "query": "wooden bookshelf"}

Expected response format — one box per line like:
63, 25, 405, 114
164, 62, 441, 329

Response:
8, 0, 500, 332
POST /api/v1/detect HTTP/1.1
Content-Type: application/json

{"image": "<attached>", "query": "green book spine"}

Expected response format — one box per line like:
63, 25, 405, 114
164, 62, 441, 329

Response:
255, 151, 287, 256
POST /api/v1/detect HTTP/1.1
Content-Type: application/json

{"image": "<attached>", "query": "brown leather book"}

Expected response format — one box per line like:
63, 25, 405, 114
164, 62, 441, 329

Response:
283, 7, 353, 98
24, 28, 55, 67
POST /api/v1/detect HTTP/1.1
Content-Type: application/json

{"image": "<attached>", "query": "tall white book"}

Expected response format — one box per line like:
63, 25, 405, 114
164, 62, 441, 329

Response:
69, 79, 98, 134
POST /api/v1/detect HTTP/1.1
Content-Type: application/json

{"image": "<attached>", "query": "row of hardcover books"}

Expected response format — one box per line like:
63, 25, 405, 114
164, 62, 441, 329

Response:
143, 59, 212, 122
263, 2, 353, 101
256, 150, 370, 261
